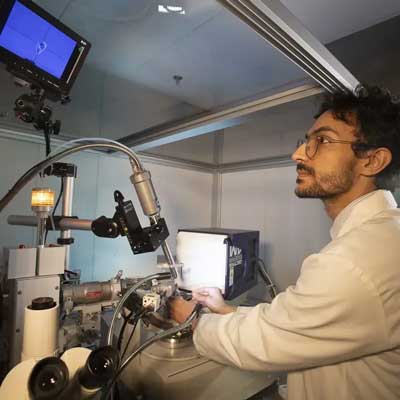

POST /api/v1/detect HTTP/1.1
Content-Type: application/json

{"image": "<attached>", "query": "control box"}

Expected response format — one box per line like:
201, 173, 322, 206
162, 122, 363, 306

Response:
7, 246, 65, 279
176, 228, 259, 300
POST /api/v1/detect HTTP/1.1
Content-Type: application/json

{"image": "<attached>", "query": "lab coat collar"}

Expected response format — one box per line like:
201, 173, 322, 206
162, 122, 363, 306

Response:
330, 190, 398, 240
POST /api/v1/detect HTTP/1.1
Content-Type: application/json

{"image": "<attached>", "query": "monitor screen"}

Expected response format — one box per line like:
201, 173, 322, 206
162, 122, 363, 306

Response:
0, 1, 76, 79
0, 0, 90, 98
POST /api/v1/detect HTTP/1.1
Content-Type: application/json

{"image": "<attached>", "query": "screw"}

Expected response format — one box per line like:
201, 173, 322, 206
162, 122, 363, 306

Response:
17, 290, 22, 295
55, 286, 59, 290
16, 329, 20, 333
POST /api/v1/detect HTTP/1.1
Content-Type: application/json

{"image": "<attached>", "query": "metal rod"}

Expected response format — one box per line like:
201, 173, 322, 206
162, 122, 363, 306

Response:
217, 0, 360, 93
8, 215, 93, 231
118, 84, 323, 150
59, 218, 92, 231
161, 241, 177, 279
60, 176, 75, 270
36, 218, 46, 247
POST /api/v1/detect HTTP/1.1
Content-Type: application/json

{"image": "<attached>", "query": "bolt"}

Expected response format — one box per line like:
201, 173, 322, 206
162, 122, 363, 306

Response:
55, 286, 59, 290
17, 290, 22, 295
16, 329, 20, 333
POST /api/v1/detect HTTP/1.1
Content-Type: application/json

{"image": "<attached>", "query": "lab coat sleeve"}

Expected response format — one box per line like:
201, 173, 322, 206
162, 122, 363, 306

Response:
193, 253, 389, 372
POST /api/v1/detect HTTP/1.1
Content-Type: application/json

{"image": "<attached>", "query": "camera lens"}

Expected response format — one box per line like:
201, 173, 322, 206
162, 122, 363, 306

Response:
28, 357, 69, 399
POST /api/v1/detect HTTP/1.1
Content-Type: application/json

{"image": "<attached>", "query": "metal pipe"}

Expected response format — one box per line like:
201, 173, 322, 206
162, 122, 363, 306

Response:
161, 242, 177, 279
59, 218, 92, 231
0, 142, 143, 214
8, 215, 93, 231
150, 215, 177, 279
60, 176, 75, 270
36, 218, 46, 247
8, 215, 37, 227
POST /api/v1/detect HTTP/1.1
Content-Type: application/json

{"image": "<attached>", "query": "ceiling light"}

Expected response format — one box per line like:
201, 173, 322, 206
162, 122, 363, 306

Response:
158, 5, 185, 15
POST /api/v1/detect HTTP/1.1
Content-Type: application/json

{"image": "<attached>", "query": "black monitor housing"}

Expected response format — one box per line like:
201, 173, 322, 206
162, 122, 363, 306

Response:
0, 0, 91, 101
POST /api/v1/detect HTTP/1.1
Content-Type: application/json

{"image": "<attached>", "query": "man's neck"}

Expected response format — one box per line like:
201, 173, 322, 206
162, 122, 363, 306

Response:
323, 184, 377, 220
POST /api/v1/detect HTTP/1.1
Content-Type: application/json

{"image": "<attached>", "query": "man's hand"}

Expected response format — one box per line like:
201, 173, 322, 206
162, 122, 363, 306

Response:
192, 287, 236, 314
168, 296, 197, 324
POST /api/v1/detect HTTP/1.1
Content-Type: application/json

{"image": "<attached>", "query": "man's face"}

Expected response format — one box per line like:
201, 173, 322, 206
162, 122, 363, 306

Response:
291, 110, 361, 199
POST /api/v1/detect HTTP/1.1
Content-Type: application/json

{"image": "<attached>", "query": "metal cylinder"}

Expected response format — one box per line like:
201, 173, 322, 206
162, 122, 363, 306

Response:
59, 218, 92, 231
130, 170, 160, 217
36, 217, 47, 247
62, 281, 121, 305
60, 176, 74, 270
7, 215, 37, 227
7, 215, 93, 231
161, 242, 177, 279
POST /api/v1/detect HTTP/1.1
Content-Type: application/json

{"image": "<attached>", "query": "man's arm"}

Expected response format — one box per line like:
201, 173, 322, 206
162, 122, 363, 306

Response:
192, 253, 389, 372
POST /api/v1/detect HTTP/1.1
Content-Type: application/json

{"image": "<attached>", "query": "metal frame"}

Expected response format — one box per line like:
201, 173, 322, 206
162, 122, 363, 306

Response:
115, 0, 360, 152
119, 83, 323, 150
217, 0, 360, 93
0, 126, 293, 174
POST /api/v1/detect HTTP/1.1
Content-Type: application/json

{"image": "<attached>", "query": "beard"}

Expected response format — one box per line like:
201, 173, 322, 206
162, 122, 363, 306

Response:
295, 161, 356, 199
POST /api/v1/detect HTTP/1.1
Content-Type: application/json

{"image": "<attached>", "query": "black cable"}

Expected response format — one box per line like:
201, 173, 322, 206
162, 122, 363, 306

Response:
44, 179, 64, 244
120, 312, 144, 362
257, 258, 277, 299
116, 311, 133, 352
102, 305, 201, 400
44, 123, 51, 156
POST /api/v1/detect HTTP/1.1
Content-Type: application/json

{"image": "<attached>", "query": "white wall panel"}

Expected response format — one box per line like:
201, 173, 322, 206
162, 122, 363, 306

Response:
0, 137, 41, 263
92, 154, 213, 281
221, 166, 331, 292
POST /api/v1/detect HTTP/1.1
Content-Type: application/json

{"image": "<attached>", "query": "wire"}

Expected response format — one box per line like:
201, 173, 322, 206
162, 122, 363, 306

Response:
101, 304, 201, 400
120, 312, 143, 362
44, 179, 64, 244
46, 137, 135, 161
106, 273, 171, 347
44, 123, 51, 156
0, 140, 143, 213
116, 311, 133, 352
257, 258, 277, 299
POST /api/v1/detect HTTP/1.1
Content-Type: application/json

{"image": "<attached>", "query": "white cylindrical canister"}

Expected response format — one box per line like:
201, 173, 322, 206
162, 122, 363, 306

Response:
21, 297, 59, 361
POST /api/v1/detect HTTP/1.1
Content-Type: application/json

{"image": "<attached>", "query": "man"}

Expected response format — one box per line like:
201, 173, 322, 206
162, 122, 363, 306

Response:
169, 86, 400, 400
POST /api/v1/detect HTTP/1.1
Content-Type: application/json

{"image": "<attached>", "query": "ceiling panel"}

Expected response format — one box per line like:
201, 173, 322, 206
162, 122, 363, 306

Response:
2, 1, 397, 142
281, 0, 400, 43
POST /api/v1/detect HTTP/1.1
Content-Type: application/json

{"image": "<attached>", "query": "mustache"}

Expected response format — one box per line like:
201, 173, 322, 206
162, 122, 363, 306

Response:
296, 163, 314, 175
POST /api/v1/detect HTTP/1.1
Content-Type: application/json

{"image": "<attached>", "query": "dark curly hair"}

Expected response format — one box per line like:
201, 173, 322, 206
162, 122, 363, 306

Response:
315, 85, 400, 190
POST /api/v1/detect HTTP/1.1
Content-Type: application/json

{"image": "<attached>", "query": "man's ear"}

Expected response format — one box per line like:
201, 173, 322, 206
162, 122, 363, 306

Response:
360, 147, 392, 177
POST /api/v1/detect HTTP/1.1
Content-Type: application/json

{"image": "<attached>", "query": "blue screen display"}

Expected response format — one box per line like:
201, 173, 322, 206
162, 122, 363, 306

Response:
0, 1, 77, 79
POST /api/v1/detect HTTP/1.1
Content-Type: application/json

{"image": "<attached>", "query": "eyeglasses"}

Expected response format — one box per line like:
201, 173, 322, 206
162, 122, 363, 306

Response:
296, 135, 368, 159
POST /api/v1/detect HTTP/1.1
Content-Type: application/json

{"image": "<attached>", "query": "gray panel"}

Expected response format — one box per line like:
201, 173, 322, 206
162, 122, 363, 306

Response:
222, 94, 323, 163
281, 0, 400, 44
144, 134, 217, 164
220, 166, 331, 291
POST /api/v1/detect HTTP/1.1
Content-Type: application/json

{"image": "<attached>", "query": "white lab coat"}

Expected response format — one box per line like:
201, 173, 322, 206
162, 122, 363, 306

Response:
193, 190, 400, 400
